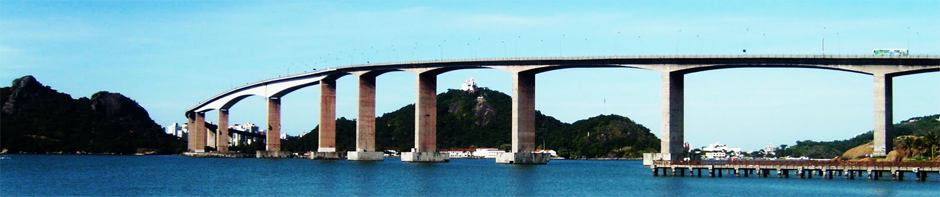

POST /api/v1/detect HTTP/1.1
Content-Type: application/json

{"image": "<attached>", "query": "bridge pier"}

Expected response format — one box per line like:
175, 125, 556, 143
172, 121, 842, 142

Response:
659, 72, 684, 161
498, 71, 550, 164
873, 74, 894, 157
217, 109, 230, 152
266, 97, 281, 151
349, 74, 383, 161
193, 112, 207, 153
313, 79, 340, 160
402, 72, 448, 163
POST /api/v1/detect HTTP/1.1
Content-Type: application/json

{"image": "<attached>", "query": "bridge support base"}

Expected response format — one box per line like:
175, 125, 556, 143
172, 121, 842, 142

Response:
347, 151, 384, 161
256, 151, 291, 158
401, 152, 449, 163
309, 151, 342, 160
496, 152, 551, 164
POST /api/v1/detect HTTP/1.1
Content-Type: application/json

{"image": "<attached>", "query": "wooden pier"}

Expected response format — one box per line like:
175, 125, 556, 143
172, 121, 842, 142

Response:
648, 160, 940, 182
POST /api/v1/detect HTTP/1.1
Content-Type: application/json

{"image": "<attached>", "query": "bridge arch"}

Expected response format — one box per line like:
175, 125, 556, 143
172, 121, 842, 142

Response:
674, 64, 872, 75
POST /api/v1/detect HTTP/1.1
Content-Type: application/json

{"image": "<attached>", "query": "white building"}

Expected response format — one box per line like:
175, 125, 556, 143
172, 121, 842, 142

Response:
701, 142, 743, 160
762, 144, 777, 156
230, 122, 262, 146
165, 122, 188, 140
461, 78, 478, 92
535, 149, 558, 158
441, 148, 474, 158
472, 148, 505, 159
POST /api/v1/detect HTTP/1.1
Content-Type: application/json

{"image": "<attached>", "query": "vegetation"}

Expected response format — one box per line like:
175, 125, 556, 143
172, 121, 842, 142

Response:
776, 114, 940, 159
1, 76, 185, 154
281, 88, 660, 159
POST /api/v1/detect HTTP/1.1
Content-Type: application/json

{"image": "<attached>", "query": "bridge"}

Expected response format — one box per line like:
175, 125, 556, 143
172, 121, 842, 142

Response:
184, 55, 940, 164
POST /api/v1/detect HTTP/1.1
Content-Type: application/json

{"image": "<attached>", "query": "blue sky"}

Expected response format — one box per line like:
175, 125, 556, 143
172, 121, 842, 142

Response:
2, 0, 938, 150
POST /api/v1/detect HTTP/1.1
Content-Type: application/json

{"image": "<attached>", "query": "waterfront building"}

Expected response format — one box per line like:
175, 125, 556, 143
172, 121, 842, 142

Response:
472, 148, 505, 159
701, 142, 743, 160
535, 149, 558, 158
441, 148, 475, 158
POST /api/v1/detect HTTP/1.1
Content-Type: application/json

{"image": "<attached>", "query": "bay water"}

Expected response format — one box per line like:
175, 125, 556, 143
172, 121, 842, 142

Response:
2, 155, 937, 196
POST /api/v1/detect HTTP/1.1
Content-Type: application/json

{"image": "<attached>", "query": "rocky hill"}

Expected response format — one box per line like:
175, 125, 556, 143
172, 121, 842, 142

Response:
281, 88, 660, 159
0, 75, 185, 154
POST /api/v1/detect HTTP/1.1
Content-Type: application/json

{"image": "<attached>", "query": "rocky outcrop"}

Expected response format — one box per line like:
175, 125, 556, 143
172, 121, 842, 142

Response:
0, 75, 185, 154
90, 91, 160, 132
1, 75, 72, 115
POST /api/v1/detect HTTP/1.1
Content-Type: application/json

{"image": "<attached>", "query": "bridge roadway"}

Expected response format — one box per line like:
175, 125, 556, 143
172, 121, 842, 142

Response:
184, 55, 940, 164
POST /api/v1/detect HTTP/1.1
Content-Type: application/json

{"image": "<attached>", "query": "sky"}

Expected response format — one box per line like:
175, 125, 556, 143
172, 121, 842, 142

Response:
2, 0, 938, 151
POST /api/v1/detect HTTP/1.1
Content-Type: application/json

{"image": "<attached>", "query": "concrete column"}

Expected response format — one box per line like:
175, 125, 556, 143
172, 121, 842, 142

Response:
873, 74, 893, 157
357, 75, 376, 152
218, 109, 230, 152
267, 97, 281, 151
347, 74, 383, 161
187, 115, 196, 152
660, 71, 684, 160
512, 71, 536, 153
415, 72, 437, 152
319, 79, 337, 153
401, 72, 449, 163
194, 112, 207, 153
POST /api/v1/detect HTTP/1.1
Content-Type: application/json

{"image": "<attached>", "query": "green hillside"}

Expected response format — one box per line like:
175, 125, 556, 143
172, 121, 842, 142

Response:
282, 88, 660, 159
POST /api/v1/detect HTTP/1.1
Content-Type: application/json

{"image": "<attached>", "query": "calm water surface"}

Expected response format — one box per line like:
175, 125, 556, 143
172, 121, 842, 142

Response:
2, 155, 938, 196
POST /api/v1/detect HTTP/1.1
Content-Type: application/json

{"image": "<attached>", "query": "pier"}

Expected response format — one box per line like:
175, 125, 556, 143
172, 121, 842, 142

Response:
646, 160, 940, 182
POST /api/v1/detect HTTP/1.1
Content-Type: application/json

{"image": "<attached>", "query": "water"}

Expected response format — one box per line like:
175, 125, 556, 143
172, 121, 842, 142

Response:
1, 155, 937, 196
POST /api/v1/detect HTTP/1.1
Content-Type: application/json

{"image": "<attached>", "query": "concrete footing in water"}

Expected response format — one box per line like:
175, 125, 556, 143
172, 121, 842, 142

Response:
256, 151, 292, 158
401, 152, 449, 163
347, 151, 384, 161
495, 152, 551, 164
309, 151, 342, 160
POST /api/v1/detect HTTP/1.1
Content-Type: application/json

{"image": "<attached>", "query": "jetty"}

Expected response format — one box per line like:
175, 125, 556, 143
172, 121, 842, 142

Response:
646, 160, 940, 181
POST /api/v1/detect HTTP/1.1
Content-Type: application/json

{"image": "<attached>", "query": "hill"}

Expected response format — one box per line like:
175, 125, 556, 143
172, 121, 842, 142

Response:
282, 88, 660, 159
0, 75, 185, 154
778, 114, 940, 159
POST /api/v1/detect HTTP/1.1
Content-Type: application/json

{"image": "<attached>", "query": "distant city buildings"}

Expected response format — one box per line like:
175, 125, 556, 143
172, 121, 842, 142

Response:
229, 122, 262, 146
165, 122, 188, 140
166, 121, 266, 148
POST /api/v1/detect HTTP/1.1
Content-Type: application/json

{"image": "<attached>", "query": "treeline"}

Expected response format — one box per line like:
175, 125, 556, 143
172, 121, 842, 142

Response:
778, 114, 940, 159
280, 88, 660, 159
1, 76, 185, 154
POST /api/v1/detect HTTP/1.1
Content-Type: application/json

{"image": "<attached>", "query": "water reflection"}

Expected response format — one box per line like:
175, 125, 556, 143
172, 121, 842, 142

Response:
510, 165, 537, 196
350, 161, 380, 196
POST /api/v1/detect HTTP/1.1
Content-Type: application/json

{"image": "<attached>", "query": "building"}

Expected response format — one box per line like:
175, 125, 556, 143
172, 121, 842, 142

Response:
472, 148, 504, 159
165, 122, 189, 140
441, 148, 475, 158
230, 122, 262, 146
461, 78, 478, 92
535, 149, 558, 158
701, 142, 743, 160
762, 144, 777, 156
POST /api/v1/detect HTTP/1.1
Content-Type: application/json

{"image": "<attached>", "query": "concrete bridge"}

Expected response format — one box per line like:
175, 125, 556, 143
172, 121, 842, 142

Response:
184, 55, 940, 164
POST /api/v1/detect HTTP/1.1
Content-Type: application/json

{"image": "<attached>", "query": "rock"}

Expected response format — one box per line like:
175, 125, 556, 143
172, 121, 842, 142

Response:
841, 141, 874, 160
473, 97, 496, 126
90, 91, 157, 126
1, 75, 67, 114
